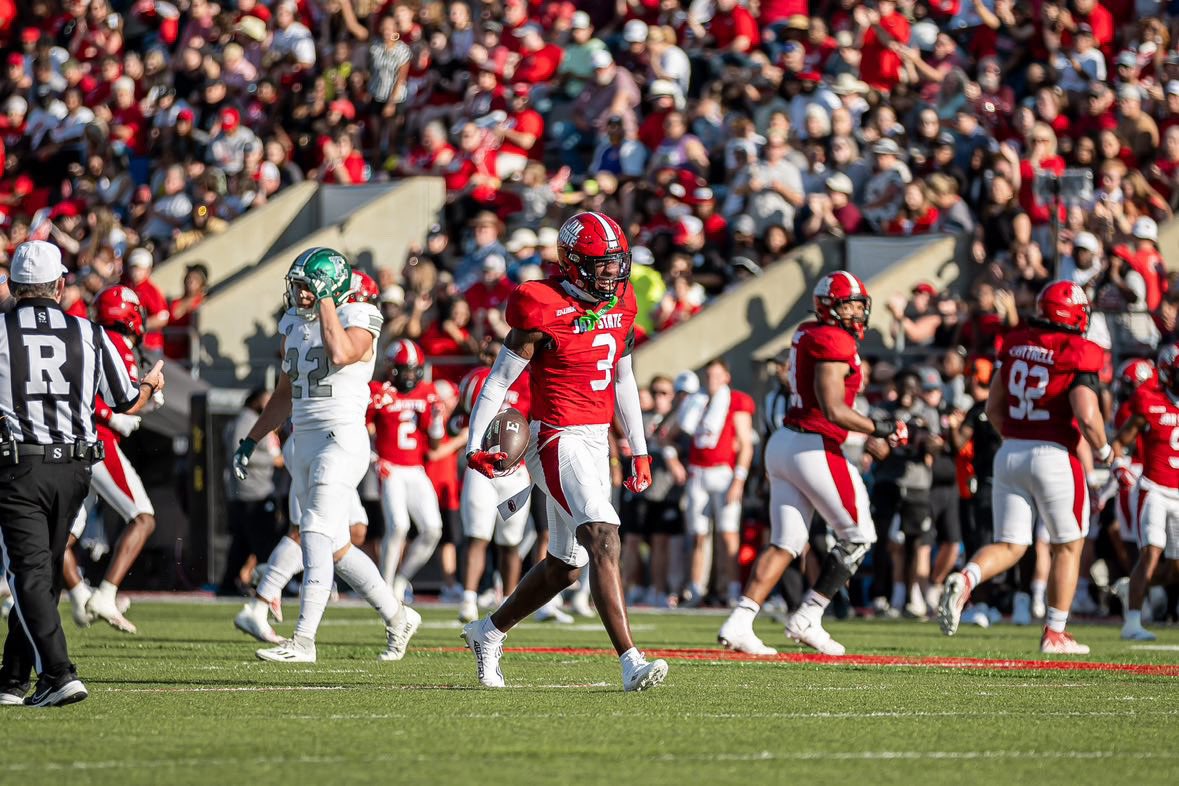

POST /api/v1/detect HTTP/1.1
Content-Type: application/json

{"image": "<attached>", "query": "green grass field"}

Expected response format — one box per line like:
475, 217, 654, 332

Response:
5, 600, 1179, 786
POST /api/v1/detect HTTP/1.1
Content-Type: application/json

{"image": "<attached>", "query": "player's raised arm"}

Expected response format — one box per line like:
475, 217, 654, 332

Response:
613, 350, 651, 493
319, 296, 374, 367
465, 327, 541, 475
1113, 412, 1146, 456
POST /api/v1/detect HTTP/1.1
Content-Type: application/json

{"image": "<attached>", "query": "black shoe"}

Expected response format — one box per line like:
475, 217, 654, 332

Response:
24, 675, 88, 708
0, 682, 28, 706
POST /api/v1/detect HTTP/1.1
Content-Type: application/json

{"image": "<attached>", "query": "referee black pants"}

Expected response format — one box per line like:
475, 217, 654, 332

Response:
0, 458, 90, 687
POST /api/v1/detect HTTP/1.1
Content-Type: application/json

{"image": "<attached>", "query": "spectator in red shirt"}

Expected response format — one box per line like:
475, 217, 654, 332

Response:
165, 262, 208, 364
1067, 0, 1115, 59
418, 296, 479, 384
319, 131, 368, 184
462, 253, 515, 340
494, 84, 544, 179
707, 0, 760, 54
125, 247, 170, 357
856, 0, 910, 93
1114, 217, 1167, 311
1013, 123, 1065, 226
109, 75, 146, 155
510, 23, 563, 84
884, 181, 941, 236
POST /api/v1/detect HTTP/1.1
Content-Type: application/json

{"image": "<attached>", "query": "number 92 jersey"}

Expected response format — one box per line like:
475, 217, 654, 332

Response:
279, 302, 383, 431
996, 326, 1103, 450
505, 278, 637, 427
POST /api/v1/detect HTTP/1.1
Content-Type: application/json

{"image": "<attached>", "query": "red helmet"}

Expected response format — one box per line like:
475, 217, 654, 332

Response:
385, 338, 425, 393
1117, 357, 1156, 395
349, 270, 379, 304
813, 271, 871, 339
1157, 344, 1179, 395
459, 366, 491, 415
556, 211, 632, 301
92, 285, 145, 341
1036, 280, 1090, 334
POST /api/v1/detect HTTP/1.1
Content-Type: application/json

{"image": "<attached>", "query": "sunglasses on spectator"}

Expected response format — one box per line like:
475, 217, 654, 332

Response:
652, 387, 674, 396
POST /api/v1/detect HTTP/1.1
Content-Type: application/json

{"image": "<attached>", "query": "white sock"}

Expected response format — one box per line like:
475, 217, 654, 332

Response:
68, 583, 91, 606
463, 590, 477, 605
1031, 579, 1047, 604
482, 615, 505, 642
257, 536, 304, 603
1126, 610, 1143, 627
397, 526, 442, 582
728, 596, 759, 629
963, 562, 982, 591
1046, 606, 1068, 633
890, 581, 906, 609
97, 579, 118, 599
335, 547, 402, 626
800, 589, 831, 615
293, 532, 334, 642
380, 527, 408, 587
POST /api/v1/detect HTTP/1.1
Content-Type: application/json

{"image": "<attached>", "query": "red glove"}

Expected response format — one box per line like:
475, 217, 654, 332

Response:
623, 455, 652, 494
467, 449, 508, 479
890, 420, 909, 447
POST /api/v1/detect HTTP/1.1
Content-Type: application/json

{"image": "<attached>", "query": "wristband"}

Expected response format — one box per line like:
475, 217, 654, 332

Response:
871, 418, 896, 439
734, 466, 749, 482
238, 437, 257, 457
1096, 443, 1112, 463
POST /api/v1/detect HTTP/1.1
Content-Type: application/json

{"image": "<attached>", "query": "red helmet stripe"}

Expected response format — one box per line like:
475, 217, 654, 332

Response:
587, 211, 619, 249
837, 270, 861, 297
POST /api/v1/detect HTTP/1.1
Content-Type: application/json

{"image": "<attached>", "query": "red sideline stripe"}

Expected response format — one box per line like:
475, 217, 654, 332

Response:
1069, 452, 1085, 531
433, 646, 1179, 676
538, 426, 571, 514
823, 439, 859, 525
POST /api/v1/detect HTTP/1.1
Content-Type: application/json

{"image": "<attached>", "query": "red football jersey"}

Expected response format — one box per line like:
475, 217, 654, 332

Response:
1128, 386, 1179, 488
367, 380, 438, 466
95, 329, 140, 447
505, 278, 637, 427
783, 321, 863, 444
688, 389, 755, 468
995, 327, 1104, 450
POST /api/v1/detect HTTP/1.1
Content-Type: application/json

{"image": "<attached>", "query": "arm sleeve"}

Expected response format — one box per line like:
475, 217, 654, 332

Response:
464, 346, 531, 455
95, 324, 139, 413
614, 354, 648, 456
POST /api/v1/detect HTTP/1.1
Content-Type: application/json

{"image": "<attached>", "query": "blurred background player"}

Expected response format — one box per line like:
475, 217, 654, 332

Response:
461, 212, 667, 692
61, 285, 157, 633
456, 356, 533, 624
369, 338, 445, 602
939, 282, 1110, 654
1113, 344, 1179, 641
676, 358, 755, 608
718, 272, 902, 656
232, 251, 419, 663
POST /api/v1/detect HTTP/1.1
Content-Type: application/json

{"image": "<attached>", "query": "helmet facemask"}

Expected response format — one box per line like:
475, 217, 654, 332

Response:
569, 249, 631, 302
389, 363, 424, 393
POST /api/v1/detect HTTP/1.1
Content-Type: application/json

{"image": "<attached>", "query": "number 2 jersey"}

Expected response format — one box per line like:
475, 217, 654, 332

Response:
278, 302, 383, 432
1127, 386, 1179, 488
995, 326, 1103, 451
367, 380, 439, 466
783, 320, 864, 445
505, 278, 637, 427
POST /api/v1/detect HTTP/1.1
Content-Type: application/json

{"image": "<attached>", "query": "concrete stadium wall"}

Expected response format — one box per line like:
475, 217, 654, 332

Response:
197, 177, 446, 386
1157, 216, 1179, 273
153, 181, 320, 298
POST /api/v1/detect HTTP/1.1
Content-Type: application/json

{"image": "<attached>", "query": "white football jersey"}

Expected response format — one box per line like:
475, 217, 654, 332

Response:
279, 302, 383, 431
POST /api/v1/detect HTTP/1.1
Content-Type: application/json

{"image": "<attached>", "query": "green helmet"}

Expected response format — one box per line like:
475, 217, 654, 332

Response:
285, 246, 352, 318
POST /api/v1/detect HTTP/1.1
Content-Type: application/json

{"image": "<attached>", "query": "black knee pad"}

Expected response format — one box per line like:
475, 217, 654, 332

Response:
814, 540, 871, 598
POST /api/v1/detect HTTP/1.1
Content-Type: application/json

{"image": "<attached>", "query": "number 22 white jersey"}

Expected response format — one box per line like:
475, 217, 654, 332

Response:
279, 302, 383, 432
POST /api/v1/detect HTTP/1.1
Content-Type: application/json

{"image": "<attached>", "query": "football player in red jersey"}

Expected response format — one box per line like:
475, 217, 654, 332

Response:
459, 211, 668, 692
368, 339, 445, 601
60, 285, 157, 633
455, 358, 534, 623
1113, 344, 1179, 641
939, 281, 1111, 654
1107, 358, 1157, 563
719, 272, 903, 657
678, 358, 756, 608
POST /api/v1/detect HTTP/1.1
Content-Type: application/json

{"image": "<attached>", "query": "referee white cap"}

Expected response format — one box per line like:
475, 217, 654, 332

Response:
11, 240, 67, 284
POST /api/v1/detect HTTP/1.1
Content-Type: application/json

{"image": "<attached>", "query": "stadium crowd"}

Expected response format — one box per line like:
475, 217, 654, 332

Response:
1, 0, 1178, 625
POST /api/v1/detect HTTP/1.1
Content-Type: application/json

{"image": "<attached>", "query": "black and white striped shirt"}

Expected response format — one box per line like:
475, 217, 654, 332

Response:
0, 298, 139, 444
762, 385, 791, 437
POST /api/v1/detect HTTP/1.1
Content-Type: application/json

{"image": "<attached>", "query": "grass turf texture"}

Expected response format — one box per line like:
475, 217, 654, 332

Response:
5, 602, 1179, 786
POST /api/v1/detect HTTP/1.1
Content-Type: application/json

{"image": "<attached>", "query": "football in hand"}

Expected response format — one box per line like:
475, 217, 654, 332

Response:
481, 408, 529, 474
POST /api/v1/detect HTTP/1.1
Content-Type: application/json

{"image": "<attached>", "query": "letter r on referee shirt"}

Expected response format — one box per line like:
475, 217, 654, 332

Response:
24, 336, 69, 396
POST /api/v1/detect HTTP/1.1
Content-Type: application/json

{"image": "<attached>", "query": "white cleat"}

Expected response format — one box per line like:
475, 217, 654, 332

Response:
535, 599, 574, 624
1040, 627, 1090, 655
379, 607, 422, 662
1121, 623, 1157, 641
86, 591, 137, 634
1012, 592, 1033, 626
234, 604, 283, 644
622, 655, 669, 692
570, 593, 593, 618
937, 573, 969, 636
458, 598, 479, 624
784, 611, 845, 656
256, 636, 317, 663
717, 625, 778, 656
461, 620, 506, 688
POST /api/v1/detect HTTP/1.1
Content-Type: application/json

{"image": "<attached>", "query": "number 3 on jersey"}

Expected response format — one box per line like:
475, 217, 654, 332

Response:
590, 333, 616, 392
1008, 359, 1049, 421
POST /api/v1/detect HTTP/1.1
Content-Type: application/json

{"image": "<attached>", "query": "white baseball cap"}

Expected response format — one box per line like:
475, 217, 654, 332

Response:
1073, 231, 1100, 253
623, 19, 648, 43
673, 370, 700, 395
11, 240, 67, 284
571, 11, 591, 29
482, 253, 507, 274
128, 247, 154, 268
590, 50, 614, 69
1133, 216, 1158, 242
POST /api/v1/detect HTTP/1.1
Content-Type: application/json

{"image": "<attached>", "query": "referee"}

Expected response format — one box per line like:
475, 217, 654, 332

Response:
0, 241, 164, 708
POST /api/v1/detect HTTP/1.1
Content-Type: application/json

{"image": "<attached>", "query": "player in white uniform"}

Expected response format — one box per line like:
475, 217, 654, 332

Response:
231, 251, 419, 663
